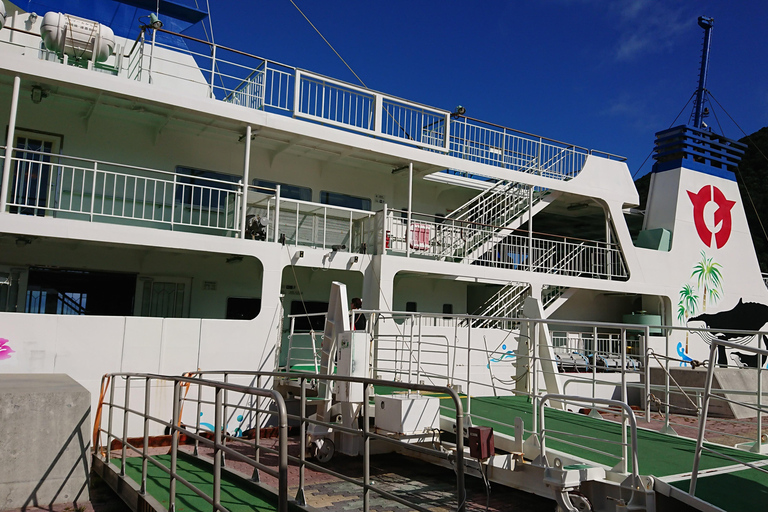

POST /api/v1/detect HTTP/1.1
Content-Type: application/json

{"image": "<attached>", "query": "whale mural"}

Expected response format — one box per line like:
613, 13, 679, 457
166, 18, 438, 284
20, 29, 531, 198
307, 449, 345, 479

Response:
687, 299, 768, 367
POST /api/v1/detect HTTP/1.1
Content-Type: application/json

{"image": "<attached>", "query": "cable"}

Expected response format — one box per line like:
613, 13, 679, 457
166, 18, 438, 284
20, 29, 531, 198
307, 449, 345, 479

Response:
632, 92, 697, 179
287, 0, 367, 88
707, 91, 768, 249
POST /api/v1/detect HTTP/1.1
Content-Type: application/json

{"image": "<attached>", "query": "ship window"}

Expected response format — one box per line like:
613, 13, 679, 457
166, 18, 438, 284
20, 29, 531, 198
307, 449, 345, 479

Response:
25, 268, 135, 316
226, 297, 261, 320
252, 179, 311, 201
320, 191, 371, 211
406, 301, 417, 312
175, 166, 239, 209
10, 131, 62, 217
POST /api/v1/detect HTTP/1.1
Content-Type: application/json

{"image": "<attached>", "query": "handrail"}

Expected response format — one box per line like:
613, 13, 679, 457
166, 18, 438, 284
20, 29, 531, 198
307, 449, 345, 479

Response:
185, 369, 467, 512
540, 394, 641, 485
95, 372, 289, 512
690, 339, 768, 496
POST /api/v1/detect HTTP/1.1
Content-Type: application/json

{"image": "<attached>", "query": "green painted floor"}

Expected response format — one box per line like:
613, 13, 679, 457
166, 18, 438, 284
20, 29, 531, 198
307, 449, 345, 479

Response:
115, 392, 766, 512
117, 453, 278, 512
670, 466, 768, 510
373, 390, 768, 512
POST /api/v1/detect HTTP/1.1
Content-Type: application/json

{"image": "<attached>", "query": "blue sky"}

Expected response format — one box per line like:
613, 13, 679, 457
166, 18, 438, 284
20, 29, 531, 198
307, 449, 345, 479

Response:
186, 0, 768, 179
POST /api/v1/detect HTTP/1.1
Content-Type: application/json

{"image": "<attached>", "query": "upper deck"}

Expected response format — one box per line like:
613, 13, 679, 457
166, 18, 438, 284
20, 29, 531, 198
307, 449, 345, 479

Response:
0, 10, 624, 181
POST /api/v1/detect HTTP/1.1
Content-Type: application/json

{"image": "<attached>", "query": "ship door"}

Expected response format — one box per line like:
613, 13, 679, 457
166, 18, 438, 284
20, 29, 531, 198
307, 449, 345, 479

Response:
10, 131, 61, 216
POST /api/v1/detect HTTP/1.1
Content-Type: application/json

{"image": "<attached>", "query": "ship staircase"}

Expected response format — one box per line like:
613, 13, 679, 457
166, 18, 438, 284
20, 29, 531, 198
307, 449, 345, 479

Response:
437, 179, 559, 264
471, 283, 577, 328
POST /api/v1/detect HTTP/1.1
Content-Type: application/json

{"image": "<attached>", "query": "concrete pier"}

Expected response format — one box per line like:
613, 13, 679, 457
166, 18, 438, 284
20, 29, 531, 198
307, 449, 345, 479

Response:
0, 374, 91, 511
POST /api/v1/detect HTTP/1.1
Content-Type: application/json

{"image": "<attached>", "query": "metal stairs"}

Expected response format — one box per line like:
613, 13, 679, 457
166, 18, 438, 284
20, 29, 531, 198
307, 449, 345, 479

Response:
438, 180, 558, 264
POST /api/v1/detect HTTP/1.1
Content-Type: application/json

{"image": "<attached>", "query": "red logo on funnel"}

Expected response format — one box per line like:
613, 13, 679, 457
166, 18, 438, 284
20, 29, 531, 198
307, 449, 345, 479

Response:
687, 185, 736, 248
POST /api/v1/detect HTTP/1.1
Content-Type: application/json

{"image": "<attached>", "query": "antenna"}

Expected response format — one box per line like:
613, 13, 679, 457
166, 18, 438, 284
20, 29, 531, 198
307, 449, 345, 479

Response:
692, 16, 714, 129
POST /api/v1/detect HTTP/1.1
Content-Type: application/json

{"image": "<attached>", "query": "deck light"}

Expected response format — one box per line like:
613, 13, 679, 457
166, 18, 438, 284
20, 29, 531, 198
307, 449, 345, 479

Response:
31, 86, 48, 104
453, 105, 466, 117
149, 13, 163, 30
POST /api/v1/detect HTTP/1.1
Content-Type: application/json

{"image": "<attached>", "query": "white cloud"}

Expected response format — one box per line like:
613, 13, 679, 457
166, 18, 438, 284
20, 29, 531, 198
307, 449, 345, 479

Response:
610, 1, 694, 61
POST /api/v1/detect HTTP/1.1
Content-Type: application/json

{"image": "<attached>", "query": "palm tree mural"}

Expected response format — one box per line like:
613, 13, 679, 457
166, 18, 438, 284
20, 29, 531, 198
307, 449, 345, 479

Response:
691, 251, 723, 311
677, 284, 699, 354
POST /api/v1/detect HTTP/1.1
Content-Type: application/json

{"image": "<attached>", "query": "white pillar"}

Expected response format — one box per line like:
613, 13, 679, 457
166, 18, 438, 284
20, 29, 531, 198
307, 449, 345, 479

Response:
1, 76, 21, 214
239, 125, 252, 239
527, 185, 533, 271
406, 162, 413, 258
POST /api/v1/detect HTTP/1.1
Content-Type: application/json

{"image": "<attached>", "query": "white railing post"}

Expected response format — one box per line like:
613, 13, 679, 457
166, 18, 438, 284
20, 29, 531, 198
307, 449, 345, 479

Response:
293, 70, 302, 116
148, 28, 157, 84
274, 185, 281, 242
90, 162, 98, 222
209, 45, 217, 98
260, 62, 268, 108
240, 125, 252, 239
373, 94, 383, 134
444, 112, 451, 151
170, 174, 177, 231
1, 76, 21, 214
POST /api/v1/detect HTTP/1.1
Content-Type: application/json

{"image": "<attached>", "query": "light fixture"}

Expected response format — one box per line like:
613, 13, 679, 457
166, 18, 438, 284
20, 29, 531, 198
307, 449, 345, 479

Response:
31, 86, 48, 104
297, 250, 304, 258
350, 256, 359, 263
452, 105, 466, 117
149, 13, 163, 30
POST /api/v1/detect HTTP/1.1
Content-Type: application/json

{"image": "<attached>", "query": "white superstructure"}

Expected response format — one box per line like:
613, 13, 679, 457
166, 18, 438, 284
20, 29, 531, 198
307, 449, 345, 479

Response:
0, 2, 765, 429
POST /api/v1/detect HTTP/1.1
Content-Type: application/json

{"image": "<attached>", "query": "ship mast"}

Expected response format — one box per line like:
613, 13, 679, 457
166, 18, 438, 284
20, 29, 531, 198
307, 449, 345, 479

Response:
692, 16, 714, 129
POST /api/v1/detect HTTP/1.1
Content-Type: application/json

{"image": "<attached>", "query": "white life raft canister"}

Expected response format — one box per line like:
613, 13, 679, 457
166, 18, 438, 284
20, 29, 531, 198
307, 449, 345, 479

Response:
40, 11, 115, 63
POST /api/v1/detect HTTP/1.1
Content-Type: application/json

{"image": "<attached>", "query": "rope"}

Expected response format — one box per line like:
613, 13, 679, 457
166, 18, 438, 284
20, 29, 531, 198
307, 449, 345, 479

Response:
287, 0, 367, 88
647, 350, 702, 413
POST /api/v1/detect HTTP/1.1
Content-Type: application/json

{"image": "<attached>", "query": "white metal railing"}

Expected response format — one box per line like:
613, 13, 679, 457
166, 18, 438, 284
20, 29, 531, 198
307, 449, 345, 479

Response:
3, 148, 241, 233
243, 190, 375, 251
95, 373, 289, 512
539, 394, 642, 488
690, 338, 768, 496
283, 313, 326, 371
1, 147, 377, 249
382, 208, 628, 279
0, 19, 625, 180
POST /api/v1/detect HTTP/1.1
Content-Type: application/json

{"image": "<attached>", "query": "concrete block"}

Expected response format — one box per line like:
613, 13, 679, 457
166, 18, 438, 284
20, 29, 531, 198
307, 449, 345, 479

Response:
0, 374, 91, 510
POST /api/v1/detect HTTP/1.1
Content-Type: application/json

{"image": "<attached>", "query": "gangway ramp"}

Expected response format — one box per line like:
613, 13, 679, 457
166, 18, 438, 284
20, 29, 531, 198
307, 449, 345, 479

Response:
430, 393, 768, 512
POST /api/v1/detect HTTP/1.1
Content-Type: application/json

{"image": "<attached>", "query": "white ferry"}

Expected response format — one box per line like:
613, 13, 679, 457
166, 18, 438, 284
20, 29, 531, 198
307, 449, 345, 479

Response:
1, 3, 766, 511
